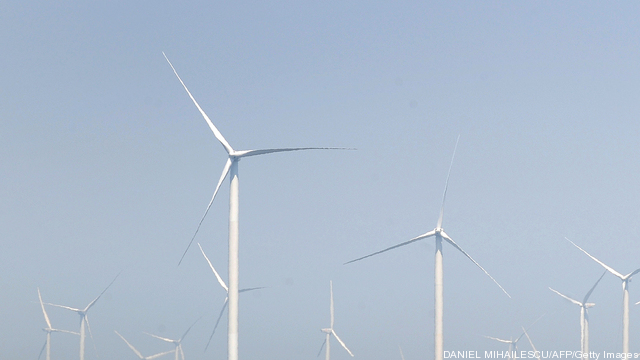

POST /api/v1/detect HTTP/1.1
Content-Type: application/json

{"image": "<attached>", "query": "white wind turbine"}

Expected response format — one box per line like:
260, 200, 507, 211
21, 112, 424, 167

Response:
45, 273, 120, 360
549, 270, 606, 358
164, 53, 350, 360
198, 243, 263, 351
485, 317, 543, 359
115, 331, 176, 360
317, 281, 354, 360
37, 288, 79, 360
567, 237, 640, 354
345, 137, 510, 360
145, 319, 200, 360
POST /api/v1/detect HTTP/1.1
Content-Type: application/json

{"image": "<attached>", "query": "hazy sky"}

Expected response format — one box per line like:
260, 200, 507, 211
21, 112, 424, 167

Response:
3, 1, 640, 359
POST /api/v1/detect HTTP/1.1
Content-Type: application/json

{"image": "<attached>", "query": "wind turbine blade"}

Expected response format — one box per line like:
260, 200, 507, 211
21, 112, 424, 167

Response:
180, 345, 185, 360
198, 243, 228, 291
565, 237, 625, 279
236, 147, 355, 158
239, 286, 265, 293
145, 333, 175, 343
44, 303, 81, 312
115, 331, 145, 359
583, 270, 607, 304
628, 267, 640, 279
180, 317, 201, 341
205, 299, 228, 352
50, 328, 80, 336
331, 330, 354, 357
147, 349, 177, 360
38, 340, 46, 360
440, 231, 511, 298
549, 288, 582, 307
179, 158, 233, 266
437, 134, 460, 229
518, 313, 545, 343
85, 316, 100, 359
162, 52, 234, 155
344, 230, 437, 265
484, 335, 512, 344
330, 281, 334, 329
38, 288, 52, 328
522, 327, 540, 360
317, 338, 327, 357
399, 346, 406, 360
85, 271, 121, 312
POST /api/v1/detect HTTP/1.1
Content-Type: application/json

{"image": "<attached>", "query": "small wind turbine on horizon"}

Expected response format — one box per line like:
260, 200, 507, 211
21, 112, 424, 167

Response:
145, 318, 200, 360
198, 243, 263, 351
549, 270, 606, 358
345, 137, 510, 360
567, 237, 640, 354
37, 288, 79, 360
115, 331, 176, 360
317, 281, 354, 360
45, 273, 120, 360
163, 52, 352, 360
485, 316, 543, 359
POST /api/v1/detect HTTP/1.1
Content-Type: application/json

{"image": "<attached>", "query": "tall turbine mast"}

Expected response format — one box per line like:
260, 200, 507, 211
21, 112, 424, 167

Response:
567, 237, 640, 354
346, 137, 510, 360
164, 53, 351, 360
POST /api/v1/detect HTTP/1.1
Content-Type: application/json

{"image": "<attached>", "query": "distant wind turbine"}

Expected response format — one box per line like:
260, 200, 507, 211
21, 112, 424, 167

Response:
485, 316, 543, 359
115, 331, 176, 360
549, 270, 606, 358
164, 53, 351, 360
45, 273, 120, 360
566, 237, 640, 354
345, 137, 510, 360
145, 318, 200, 360
317, 281, 354, 360
197, 243, 263, 351
37, 288, 79, 360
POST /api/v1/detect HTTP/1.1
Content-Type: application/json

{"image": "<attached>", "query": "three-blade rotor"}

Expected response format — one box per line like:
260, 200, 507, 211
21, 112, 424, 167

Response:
164, 53, 354, 265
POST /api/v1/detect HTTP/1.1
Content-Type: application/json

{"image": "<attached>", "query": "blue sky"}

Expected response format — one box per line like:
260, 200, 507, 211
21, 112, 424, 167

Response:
3, 1, 640, 359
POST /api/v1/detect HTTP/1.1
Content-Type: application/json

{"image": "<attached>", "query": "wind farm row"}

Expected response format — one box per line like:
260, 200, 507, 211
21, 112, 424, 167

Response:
32, 54, 640, 360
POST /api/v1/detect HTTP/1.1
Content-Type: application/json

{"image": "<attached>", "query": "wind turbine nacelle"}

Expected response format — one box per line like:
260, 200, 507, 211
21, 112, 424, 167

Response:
585, 303, 595, 308
321, 328, 332, 334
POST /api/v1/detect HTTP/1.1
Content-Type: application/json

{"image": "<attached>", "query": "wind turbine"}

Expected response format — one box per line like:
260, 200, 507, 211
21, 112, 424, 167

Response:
37, 288, 79, 360
345, 137, 510, 360
145, 318, 200, 360
485, 316, 543, 359
45, 273, 120, 360
115, 331, 176, 360
549, 270, 606, 358
317, 281, 354, 360
164, 53, 350, 360
567, 237, 640, 354
198, 243, 263, 351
